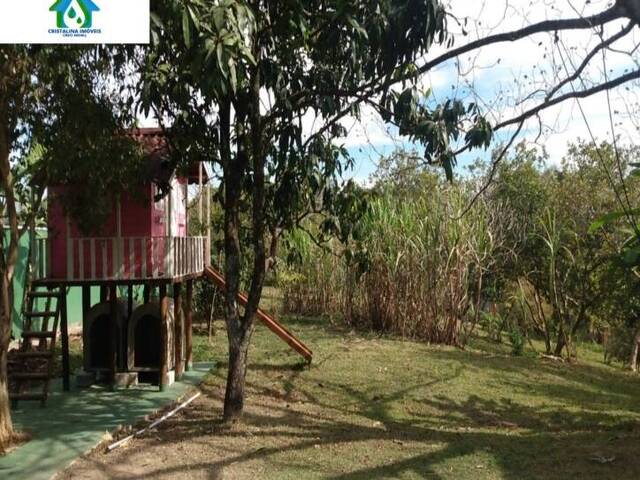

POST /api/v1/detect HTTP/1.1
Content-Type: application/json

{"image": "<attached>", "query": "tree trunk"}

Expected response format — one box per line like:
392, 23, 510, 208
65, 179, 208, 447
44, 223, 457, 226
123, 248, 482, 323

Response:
553, 312, 570, 357
0, 364, 11, 449
0, 102, 17, 449
0, 230, 17, 449
0, 304, 13, 449
223, 323, 252, 422
553, 333, 566, 357
217, 33, 267, 422
220, 98, 250, 422
630, 327, 640, 373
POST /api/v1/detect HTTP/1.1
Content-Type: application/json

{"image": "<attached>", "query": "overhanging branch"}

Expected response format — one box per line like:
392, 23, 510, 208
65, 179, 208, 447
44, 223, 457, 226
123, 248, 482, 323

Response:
412, 5, 625, 81
494, 68, 640, 131
546, 22, 634, 101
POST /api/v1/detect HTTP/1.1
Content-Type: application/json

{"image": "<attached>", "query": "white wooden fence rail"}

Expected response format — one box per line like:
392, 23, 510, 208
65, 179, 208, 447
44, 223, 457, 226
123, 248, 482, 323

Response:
34, 236, 209, 281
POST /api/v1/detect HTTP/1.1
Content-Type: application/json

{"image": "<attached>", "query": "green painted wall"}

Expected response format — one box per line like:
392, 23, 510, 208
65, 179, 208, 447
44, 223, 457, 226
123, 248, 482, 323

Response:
5, 229, 100, 337
6, 229, 155, 339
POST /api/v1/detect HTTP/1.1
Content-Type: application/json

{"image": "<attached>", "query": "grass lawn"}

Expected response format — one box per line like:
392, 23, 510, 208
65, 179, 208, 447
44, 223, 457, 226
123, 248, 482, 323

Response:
56, 305, 640, 479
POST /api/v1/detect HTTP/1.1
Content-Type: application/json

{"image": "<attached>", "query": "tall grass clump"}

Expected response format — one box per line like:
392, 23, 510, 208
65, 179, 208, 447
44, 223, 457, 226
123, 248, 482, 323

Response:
281, 183, 502, 346
280, 228, 347, 317
348, 187, 496, 345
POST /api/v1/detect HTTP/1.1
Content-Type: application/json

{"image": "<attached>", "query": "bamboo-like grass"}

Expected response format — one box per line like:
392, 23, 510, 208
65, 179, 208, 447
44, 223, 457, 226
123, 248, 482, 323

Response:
282, 184, 498, 346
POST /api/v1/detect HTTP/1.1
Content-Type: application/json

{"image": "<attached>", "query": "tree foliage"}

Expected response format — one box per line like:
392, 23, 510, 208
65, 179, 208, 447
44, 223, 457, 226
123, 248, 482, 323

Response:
0, 45, 140, 449
140, 0, 501, 421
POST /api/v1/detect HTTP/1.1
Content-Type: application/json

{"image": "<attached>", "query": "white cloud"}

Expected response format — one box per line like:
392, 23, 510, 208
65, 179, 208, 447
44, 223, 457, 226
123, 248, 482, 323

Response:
340, 0, 640, 170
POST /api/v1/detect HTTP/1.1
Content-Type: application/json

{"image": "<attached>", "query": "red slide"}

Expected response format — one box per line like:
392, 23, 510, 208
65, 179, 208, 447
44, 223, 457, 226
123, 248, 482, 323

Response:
203, 267, 313, 363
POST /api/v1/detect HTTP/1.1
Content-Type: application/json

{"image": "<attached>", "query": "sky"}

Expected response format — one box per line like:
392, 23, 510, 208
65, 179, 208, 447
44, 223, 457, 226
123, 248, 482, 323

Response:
341, 0, 640, 183
140, 0, 640, 185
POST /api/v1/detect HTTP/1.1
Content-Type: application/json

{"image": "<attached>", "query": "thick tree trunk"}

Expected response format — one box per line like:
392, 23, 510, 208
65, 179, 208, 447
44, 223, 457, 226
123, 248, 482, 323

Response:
220, 55, 267, 423
0, 105, 17, 449
554, 318, 568, 357
223, 323, 252, 421
0, 305, 13, 450
220, 99, 250, 422
530, 286, 552, 354
554, 334, 566, 357
630, 328, 640, 372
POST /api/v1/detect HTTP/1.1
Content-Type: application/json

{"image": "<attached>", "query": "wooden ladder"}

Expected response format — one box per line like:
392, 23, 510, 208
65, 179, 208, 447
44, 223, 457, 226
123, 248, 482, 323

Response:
9, 287, 63, 408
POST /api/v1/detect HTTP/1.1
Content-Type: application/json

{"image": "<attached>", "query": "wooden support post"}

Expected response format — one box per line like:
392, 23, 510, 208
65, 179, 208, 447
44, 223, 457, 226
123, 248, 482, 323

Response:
174, 282, 184, 379
100, 286, 108, 302
126, 285, 133, 370
81, 285, 90, 372
109, 284, 118, 388
185, 279, 193, 371
159, 283, 168, 391
127, 285, 134, 318
60, 287, 70, 392
66, 218, 73, 280
143, 283, 151, 304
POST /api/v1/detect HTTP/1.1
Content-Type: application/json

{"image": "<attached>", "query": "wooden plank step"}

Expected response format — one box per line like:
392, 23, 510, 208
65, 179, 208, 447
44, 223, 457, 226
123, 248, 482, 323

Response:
24, 311, 57, 317
21, 331, 55, 339
12, 351, 53, 359
10, 393, 46, 401
28, 291, 62, 298
10, 372, 49, 381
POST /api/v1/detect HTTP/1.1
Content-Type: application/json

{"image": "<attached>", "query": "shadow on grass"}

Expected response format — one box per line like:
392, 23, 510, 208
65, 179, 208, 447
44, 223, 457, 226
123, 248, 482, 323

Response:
58, 315, 640, 480
73, 354, 640, 480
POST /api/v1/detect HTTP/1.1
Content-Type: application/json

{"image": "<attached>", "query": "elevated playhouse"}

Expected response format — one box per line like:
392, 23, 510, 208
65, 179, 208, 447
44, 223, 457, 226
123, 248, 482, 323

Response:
9, 128, 312, 406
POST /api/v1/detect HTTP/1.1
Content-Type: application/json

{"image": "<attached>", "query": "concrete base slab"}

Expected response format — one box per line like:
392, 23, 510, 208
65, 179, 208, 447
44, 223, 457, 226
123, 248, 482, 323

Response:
113, 372, 138, 388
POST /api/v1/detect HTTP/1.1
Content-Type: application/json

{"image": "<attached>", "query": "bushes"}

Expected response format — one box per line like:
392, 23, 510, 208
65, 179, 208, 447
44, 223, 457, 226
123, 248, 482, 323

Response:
281, 142, 640, 362
280, 228, 346, 317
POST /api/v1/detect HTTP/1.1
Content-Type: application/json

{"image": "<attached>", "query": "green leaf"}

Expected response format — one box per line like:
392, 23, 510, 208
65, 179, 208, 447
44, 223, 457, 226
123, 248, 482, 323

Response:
182, 9, 192, 48
216, 42, 227, 78
213, 8, 225, 31
150, 12, 163, 28
347, 17, 368, 39
623, 245, 640, 266
589, 209, 640, 232
188, 5, 200, 31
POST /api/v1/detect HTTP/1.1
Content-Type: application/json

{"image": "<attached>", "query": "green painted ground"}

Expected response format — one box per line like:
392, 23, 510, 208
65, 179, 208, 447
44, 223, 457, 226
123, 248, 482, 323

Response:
0, 363, 213, 480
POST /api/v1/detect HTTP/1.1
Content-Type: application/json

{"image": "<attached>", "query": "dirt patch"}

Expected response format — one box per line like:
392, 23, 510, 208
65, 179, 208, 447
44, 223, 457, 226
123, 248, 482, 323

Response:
54, 377, 323, 479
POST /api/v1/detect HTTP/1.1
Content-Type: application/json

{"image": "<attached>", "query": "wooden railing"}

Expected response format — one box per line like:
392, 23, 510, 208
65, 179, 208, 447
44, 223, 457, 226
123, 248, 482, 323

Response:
34, 236, 209, 282
170, 236, 209, 278
34, 237, 50, 280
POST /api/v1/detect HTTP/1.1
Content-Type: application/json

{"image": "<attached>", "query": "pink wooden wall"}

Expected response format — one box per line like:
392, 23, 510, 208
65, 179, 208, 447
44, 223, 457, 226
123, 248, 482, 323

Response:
48, 179, 188, 280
